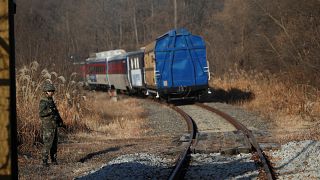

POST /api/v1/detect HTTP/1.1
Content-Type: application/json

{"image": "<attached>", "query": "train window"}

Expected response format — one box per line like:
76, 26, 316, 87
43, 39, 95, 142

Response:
131, 58, 134, 69
135, 57, 139, 68
99, 66, 103, 73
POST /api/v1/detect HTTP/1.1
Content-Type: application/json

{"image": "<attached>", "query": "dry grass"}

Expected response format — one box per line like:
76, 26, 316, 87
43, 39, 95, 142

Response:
16, 61, 147, 153
210, 64, 320, 141
78, 92, 148, 139
16, 61, 87, 152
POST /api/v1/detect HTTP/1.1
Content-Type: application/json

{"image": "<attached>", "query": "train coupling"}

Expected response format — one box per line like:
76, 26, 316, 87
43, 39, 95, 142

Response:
207, 88, 212, 94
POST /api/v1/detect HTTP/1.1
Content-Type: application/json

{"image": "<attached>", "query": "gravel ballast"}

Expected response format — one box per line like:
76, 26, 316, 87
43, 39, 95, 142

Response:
186, 153, 259, 179
138, 99, 187, 136
76, 140, 320, 179
76, 153, 173, 180
178, 105, 236, 132
267, 140, 320, 179
204, 102, 272, 131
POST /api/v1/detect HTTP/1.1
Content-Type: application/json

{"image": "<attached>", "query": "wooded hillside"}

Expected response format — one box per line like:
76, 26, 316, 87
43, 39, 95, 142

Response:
15, 0, 320, 86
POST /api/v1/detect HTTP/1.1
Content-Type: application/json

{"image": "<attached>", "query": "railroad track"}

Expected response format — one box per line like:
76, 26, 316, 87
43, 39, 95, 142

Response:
166, 104, 198, 180
166, 102, 276, 180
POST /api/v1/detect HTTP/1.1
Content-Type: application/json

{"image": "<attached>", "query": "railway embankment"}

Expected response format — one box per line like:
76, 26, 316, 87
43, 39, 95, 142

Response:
18, 90, 320, 179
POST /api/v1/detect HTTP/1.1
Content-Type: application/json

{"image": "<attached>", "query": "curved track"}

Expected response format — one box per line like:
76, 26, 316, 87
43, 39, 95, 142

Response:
166, 104, 198, 180
195, 103, 275, 180
166, 102, 275, 180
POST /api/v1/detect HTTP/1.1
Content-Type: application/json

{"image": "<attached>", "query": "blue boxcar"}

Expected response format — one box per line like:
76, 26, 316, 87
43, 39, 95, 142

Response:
145, 28, 209, 99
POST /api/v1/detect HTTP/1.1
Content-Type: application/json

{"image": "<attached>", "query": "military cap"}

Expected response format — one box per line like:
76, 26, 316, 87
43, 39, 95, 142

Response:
43, 83, 56, 92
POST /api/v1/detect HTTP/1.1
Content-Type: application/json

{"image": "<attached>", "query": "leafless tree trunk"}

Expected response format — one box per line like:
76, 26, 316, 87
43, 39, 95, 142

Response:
151, 0, 154, 18
174, 0, 177, 29
133, 4, 139, 46
119, 16, 123, 47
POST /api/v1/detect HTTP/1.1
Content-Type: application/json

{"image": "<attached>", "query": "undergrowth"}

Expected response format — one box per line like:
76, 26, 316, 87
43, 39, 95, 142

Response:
210, 65, 320, 141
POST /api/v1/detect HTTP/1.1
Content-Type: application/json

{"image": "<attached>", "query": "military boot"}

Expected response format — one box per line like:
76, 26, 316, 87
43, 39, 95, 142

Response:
51, 154, 58, 165
42, 159, 49, 167
52, 159, 58, 165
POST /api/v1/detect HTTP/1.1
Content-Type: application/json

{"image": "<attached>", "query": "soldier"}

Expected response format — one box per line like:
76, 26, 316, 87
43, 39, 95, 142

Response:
39, 83, 64, 167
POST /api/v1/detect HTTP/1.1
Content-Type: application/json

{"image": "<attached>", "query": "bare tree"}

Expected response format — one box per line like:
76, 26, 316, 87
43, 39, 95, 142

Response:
133, 4, 139, 46
14, 0, 320, 86
174, 0, 177, 29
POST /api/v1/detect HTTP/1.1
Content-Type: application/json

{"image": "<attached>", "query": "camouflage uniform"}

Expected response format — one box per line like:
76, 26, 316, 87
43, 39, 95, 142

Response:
39, 83, 64, 166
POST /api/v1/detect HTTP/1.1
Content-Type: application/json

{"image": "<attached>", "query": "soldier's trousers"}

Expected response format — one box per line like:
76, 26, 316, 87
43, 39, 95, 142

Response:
42, 127, 58, 160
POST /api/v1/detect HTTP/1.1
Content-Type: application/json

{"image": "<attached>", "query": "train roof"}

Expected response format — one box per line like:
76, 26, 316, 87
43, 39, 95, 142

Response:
145, 41, 156, 53
157, 28, 191, 40
86, 49, 127, 63
143, 29, 191, 53
108, 50, 144, 61
95, 49, 126, 58
126, 50, 144, 56
85, 57, 107, 63
108, 53, 127, 61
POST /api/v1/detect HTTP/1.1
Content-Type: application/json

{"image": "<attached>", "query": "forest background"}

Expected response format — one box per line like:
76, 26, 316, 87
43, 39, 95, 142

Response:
15, 0, 320, 82
15, 0, 320, 147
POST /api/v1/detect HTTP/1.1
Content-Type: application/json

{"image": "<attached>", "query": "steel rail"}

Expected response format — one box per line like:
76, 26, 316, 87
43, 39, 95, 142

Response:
167, 104, 197, 180
195, 103, 275, 180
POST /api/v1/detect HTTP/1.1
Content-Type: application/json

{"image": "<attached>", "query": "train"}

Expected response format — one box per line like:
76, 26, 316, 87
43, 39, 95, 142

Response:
82, 28, 211, 101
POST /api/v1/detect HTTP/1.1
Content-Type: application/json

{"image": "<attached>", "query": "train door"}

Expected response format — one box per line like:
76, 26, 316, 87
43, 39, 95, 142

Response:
128, 53, 144, 88
144, 42, 157, 89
